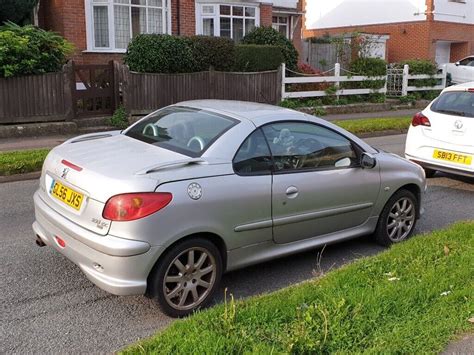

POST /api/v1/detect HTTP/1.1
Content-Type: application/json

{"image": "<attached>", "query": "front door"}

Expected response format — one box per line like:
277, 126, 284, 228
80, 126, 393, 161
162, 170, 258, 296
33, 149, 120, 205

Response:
261, 121, 381, 244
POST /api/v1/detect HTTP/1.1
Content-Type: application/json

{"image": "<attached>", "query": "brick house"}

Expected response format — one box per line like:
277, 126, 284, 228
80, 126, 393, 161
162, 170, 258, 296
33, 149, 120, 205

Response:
37, 0, 304, 64
303, 0, 474, 65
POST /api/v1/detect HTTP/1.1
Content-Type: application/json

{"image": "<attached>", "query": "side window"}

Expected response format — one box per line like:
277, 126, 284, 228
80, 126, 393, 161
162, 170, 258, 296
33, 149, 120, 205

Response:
233, 129, 272, 175
261, 122, 358, 172
459, 57, 473, 66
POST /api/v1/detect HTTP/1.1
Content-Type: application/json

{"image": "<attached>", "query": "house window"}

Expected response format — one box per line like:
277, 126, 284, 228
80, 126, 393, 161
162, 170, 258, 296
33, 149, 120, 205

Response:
272, 16, 289, 38
197, 4, 259, 41
87, 0, 170, 51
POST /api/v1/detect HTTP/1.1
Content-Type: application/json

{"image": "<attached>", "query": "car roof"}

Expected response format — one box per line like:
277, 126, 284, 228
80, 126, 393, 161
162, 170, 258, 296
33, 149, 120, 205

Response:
442, 81, 474, 93
175, 99, 307, 124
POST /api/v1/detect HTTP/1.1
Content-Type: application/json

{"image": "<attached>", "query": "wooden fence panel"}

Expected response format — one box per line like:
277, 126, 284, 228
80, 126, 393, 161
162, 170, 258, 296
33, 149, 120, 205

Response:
123, 68, 281, 115
0, 72, 68, 124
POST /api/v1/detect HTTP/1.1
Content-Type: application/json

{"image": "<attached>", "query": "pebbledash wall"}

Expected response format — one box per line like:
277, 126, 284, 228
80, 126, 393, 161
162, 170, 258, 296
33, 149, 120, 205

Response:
38, 0, 302, 65
303, 0, 474, 64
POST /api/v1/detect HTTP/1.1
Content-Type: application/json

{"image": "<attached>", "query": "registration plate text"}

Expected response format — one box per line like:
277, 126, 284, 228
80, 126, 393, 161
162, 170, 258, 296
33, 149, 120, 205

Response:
433, 149, 472, 165
50, 181, 84, 210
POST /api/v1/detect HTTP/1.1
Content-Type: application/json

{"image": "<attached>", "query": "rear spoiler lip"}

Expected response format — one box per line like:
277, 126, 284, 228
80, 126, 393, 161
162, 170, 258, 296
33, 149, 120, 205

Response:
135, 158, 209, 175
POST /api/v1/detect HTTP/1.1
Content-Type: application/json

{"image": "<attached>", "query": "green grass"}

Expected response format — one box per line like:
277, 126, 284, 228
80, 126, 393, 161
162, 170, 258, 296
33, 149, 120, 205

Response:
334, 117, 412, 134
0, 149, 50, 176
122, 222, 474, 354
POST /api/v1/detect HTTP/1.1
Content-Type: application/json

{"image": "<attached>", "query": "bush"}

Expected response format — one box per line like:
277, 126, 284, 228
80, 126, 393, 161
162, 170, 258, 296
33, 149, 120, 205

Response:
109, 105, 129, 129
344, 57, 387, 90
233, 44, 284, 72
186, 36, 235, 72
396, 59, 438, 88
242, 26, 298, 70
0, 22, 73, 78
124, 34, 196, 73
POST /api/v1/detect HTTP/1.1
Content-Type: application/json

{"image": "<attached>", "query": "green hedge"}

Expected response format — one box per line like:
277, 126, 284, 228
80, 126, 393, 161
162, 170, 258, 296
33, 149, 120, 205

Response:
242, 26, 298, 70
124, 34, 196, 73
396, 59, 439, 88
341, 57, 387, 90
234, 44, 284, 72
125, 34, 284, 74
0, 22, 73, 78
186, 35, 235, 72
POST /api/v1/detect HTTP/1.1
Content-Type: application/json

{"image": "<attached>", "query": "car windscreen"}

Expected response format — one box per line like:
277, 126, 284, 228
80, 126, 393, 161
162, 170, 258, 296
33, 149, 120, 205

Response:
124, 106, 238, 157
431, 91, 474, 118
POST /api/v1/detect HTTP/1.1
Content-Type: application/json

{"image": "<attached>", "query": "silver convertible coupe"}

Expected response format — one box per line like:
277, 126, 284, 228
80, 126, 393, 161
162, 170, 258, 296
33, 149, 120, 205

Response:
33, 100, 425, 317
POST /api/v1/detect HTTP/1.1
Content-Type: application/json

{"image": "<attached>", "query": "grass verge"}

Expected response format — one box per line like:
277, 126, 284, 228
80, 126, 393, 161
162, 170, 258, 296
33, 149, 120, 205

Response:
334, 117, 412, 134
0, 149, 50, 176
122, 222, 474, 354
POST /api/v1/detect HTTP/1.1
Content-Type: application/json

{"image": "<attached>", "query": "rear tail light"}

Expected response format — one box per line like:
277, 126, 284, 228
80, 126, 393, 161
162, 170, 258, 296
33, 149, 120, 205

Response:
103, 192, 172, 221
411, 112, 431, 127
468, 88, 474, 93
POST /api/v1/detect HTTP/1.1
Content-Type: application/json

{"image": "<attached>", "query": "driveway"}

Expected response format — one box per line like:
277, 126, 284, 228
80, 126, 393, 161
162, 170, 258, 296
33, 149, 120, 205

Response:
1, 134, 473, 353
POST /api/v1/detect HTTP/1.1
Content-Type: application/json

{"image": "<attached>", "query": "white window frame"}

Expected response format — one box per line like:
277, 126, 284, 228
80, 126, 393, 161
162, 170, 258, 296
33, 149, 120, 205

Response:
195, 2, 260, 39
272, 15, 290, 39
85, 0, 172, 53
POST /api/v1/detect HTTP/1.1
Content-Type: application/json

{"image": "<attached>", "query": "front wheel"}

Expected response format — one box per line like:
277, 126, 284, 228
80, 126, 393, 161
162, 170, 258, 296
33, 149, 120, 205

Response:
374, 189, 418, 246
149, 238, 222, 318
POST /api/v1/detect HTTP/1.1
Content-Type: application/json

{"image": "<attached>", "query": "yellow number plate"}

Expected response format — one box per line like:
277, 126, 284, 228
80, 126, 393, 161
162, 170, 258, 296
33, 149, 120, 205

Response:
433, 149, 472, 165
50, 181, 84, 210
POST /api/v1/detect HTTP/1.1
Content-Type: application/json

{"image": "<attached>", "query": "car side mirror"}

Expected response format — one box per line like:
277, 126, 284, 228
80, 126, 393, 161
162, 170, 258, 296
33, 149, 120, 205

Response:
455, 61, 460, 66
361, 153, 377, 169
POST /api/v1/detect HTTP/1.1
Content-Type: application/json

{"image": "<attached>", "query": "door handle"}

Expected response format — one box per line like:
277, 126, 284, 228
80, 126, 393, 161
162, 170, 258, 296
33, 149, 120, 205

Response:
285, 186, 299, 198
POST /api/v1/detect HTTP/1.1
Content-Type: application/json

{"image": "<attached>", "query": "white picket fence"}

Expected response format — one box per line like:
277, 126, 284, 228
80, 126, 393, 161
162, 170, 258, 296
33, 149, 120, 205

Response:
282, 63, 447, 99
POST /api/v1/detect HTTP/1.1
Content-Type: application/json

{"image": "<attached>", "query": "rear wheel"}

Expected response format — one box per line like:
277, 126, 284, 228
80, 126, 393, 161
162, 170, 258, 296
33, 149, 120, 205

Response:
149, 238, 222, 318
423, 167, 436, 178
374, 189, 418, 246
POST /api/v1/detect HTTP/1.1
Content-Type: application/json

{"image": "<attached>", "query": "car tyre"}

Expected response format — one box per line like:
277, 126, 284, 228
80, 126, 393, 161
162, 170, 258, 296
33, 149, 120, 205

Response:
374, 189, 418, 247
423, 168, 436, 178
149, 238, 222, 318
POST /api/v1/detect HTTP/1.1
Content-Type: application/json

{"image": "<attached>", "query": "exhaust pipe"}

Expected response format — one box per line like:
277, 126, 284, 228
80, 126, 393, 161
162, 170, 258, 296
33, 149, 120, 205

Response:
35, 235, 46, 247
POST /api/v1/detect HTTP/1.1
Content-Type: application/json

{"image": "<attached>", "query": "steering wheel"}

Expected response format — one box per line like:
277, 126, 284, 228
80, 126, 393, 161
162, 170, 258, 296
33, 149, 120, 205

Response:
187, 136, 205, 151
142, 123, 159, 136
293, 138, 325, 169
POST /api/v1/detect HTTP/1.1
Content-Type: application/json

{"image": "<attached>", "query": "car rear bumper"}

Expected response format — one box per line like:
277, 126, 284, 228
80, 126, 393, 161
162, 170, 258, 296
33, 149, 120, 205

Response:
406, 157, 474, 178
33, 190, 163, 296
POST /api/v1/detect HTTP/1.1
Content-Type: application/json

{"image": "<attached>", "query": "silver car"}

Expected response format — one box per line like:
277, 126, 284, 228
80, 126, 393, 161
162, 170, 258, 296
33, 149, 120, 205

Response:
33, 100, 425, 317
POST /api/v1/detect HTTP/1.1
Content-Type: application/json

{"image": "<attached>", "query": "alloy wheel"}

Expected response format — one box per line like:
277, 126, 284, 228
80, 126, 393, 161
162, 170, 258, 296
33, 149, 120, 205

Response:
163, 247, 217, 311
386, 197, 415, 242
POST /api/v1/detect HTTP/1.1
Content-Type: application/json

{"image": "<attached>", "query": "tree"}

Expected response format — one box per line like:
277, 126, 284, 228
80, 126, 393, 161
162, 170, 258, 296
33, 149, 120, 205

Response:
0, 0, 38, 25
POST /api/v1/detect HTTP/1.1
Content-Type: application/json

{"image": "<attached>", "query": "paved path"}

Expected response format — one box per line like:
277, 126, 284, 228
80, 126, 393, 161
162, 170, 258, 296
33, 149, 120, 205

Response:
2, 134, 473, 353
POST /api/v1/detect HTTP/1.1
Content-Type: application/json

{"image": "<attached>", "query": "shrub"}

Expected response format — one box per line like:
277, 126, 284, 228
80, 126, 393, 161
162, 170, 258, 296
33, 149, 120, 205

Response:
109, 105, 129, 129
186, 36, 235, 71
396, 59, 438, 88
124, 34, 196, 73
344, 57, 387, 90
0, 22, 73, 78
233, 44, 284, 72
242, 26, 298, 70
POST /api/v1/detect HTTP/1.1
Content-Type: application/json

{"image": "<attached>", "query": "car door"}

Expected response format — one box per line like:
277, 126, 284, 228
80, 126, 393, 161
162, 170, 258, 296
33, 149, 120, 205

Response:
261, 121, 381, 244
230, 128, 274, 245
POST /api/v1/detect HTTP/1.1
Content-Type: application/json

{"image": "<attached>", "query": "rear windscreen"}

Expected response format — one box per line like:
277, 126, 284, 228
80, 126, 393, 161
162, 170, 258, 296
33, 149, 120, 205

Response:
124, 106, 238, 157
431, 91, 474, 118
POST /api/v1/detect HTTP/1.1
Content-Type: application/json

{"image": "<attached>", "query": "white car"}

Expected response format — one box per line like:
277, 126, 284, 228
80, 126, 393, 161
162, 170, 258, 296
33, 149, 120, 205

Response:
445, 56, 474, 84
405, 82, 474, 178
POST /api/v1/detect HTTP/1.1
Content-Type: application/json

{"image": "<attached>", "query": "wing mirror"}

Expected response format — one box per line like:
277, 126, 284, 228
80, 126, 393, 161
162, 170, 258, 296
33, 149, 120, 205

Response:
361, 153, 377, 169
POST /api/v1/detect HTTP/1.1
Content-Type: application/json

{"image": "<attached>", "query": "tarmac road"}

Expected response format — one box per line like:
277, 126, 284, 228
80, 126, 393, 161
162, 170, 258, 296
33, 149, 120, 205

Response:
1, 134, 473, 353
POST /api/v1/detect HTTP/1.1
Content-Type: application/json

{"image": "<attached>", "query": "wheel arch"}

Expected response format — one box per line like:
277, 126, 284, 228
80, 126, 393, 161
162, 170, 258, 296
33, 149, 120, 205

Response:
396, 183, 421, 218
145, 232, 227, 297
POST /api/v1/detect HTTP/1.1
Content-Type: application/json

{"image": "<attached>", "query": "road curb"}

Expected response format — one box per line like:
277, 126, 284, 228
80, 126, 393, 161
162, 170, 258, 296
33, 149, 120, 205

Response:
358, 129, 408, 138
0, 171, 41, 184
